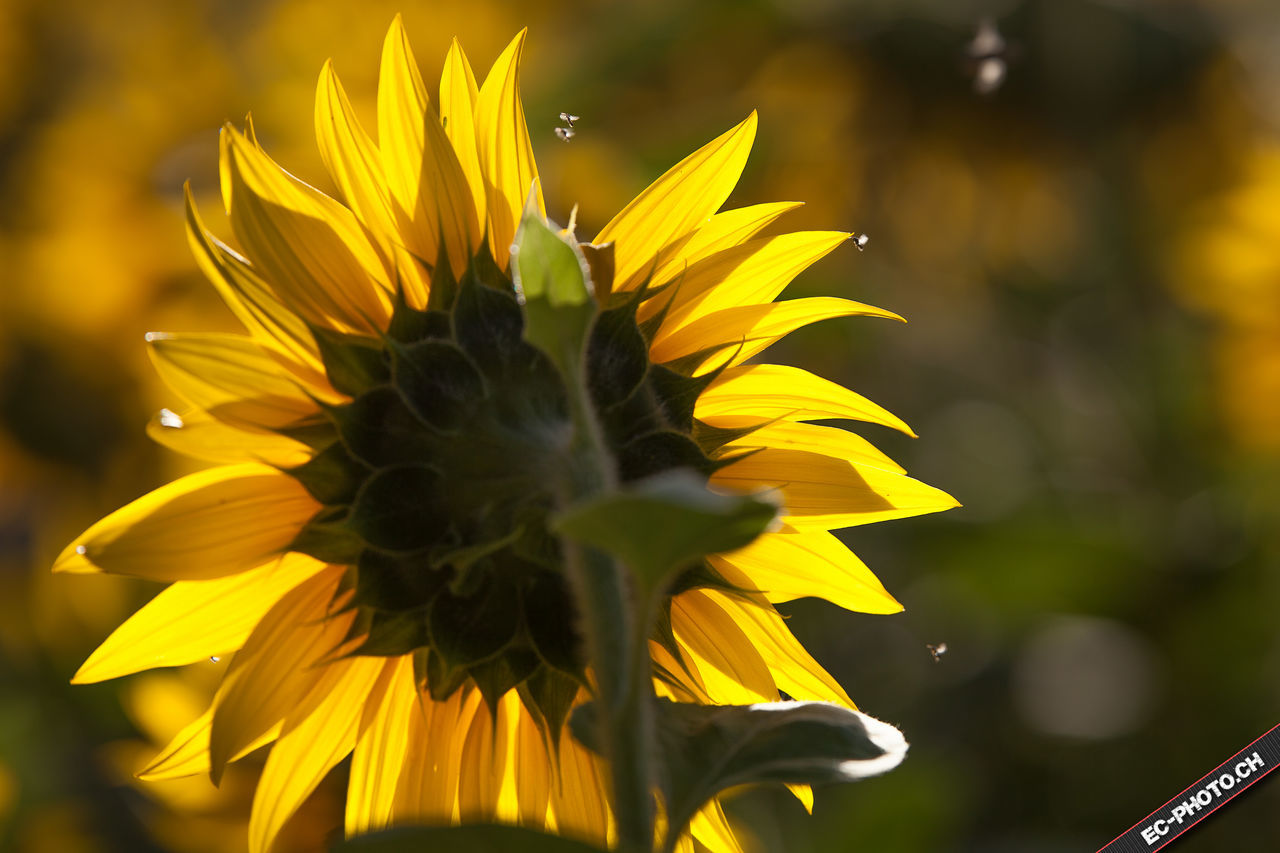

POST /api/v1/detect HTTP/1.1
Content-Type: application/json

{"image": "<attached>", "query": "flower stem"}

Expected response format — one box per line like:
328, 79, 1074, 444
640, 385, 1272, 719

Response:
559, 357, 656, 853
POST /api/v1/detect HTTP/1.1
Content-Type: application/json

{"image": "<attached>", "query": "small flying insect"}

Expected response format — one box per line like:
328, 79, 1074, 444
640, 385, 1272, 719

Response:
558, 112, 579, 127
554, 127, 576, 142
854, 233, 870, 252
966, 19, 1011, 95
926, 642, 948, 663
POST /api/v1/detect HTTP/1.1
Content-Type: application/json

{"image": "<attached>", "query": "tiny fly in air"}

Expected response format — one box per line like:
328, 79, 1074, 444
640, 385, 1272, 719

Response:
926, 642, 948, 662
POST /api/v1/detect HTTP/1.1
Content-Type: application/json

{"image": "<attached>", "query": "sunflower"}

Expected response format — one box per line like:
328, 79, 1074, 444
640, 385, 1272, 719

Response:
57, 16, 957, 853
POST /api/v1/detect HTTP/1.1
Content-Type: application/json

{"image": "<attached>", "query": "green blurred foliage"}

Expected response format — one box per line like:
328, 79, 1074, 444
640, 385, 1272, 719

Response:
3, 0, 1280, 850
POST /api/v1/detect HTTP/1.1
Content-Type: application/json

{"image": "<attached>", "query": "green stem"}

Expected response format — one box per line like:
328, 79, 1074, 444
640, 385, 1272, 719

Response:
558, 352, 655, 853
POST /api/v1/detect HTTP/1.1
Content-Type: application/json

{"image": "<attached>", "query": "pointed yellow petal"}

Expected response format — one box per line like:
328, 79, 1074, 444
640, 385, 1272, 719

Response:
378, 17, 478, 278
146, 407, 312, 468
137, 707, 281, 781
595, 113, 757, 291
184, 185, 328, 389
648, 201, 802, 289
711, 528, 901, 614
346, 655, 417, 835
512, 700, 552, 827
651, 296, 901, 367
649, 231, 850, 336
548, 731, 612, 848
712, 447, 960, 529
221, 125, 390, 334
457, 692, 510, 823
72, 553, 328, 684
716, 418, 905, 474
688, 799, 744, 853
209, 566, 350, 783
316, 60, 401, 263
440, 39, 487, 232
147, 333, 324, 432
670, 590, 778, 704
393, 687, 484, 821
696, 364, 915, 435
249, 656, 388, 853
705, 590, 853, 707
788, 783, 815, 814
54, 464, 319, 581
475, 29, 543, 268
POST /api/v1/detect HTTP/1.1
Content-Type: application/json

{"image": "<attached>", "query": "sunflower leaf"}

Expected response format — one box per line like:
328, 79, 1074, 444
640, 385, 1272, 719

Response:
510, 195, 596, 381
570, 698, 908, 845
335, 823, 608, 853
551, 469, 776, 598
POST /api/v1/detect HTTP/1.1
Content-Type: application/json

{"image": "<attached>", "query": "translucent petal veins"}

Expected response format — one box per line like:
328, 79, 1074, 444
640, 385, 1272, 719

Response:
61, 20, 957, 853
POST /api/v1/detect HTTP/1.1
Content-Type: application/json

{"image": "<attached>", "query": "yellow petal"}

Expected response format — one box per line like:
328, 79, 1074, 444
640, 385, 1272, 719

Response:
249, 656, 389, 853
651, 296, 901, 367
147, 333, 324, 432
378, 16, 478, 278
710, 528, 901, 614
393, 686, 484, 822
648, 201, 802, 289
184, 185, 328, 389
595, 113, 757, 291
54, 464, 320, 581
475, 29, 543, 268
548, 729, 612, 848
138, 707, 280, 781
209, 566, 350, 783
716, 418, 905, 474
688, 799, 744, 853
705, 590, 853, 707
695, 364, 916, 436
457, 692, 511, 823
712, 447, 960, 529
649, 231, 850, 336
346, 655, 417, 836
670, 590, 778, 704
73, 553, 328, 684
146, 407, 312, 468
440, 38, 487, 233
512, 700, 552, 827
316, 60, 402, 266
221, 124, 391, 333
788, 783, 815, 814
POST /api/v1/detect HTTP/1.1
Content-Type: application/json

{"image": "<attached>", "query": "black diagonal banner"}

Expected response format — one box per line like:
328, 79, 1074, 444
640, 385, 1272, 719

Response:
1099, 723, 1280, 852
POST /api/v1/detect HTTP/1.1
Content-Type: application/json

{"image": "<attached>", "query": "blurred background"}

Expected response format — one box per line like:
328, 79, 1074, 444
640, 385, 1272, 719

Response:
3, 0, 1280, 850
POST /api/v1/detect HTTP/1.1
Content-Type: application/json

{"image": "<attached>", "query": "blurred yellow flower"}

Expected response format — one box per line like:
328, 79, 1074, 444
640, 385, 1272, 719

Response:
55, 16, 955, 853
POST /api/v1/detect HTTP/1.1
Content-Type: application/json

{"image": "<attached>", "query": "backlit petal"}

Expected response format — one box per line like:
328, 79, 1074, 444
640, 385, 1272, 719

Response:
715, 418, 905, 474
696, 364, 916, 435
595, 113, 757, 291
55, 464, 319, 581
73, 553, 328, 684
346, 655, 417, 836
648, 201, 802, 288
440, 39, 487, 232
475, 29, 543, 268
146, 407, 312, 468
671, 590, 778, 704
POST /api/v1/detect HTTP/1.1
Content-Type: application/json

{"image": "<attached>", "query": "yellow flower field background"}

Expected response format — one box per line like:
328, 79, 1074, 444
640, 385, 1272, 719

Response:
2, 0, 1280, 850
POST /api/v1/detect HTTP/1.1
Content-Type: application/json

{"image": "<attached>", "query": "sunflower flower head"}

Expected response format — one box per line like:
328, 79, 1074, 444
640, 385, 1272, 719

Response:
58, 16, 957, 853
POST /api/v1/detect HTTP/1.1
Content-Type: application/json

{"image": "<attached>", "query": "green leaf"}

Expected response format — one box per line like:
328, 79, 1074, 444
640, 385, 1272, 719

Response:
552, 469, 776, 597
571, 698, 908, 846
334, 823, 609, 853
510, 196, 596, 379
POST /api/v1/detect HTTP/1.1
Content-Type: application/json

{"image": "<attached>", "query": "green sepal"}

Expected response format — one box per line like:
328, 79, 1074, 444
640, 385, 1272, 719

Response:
289, 507, 365, 564
424, 648, 470, 702
284, 440, 369, 506
386, 286, 451, 344
510, 200, 597, 381
571, 698, 909, 846
690, 417, 774, 454
309, 324, 389, 397
586, 299, 649, 410
346, 608, 432, 657
553, 469, 777, 599
616, 430, 717, 483
346, 464, 447, 553
465, 238, 510, 293
469, 646, 540, 715
520, 664, 584, 750
452, 275, 525, 376
647, 365, 717, 432
327, 387, 438, 468
428, 575, 521, 668
274, 413, 340, 451
387, 338, 486, 432
523, 570, 586, 674
426, 238, 459, 312
356, 549, 450, 613
334, 823, 609, 853
432, 525, 525, 596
